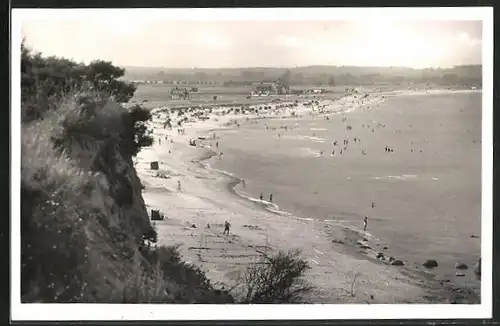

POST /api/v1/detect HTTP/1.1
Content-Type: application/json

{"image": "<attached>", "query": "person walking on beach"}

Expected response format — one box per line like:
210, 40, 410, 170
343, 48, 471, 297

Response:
363, 216, 368, 232
177, 180, 182, 193
223, 221, 231, 235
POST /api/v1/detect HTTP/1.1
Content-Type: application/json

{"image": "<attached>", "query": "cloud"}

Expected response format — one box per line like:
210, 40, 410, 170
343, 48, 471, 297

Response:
20, 19, 483, 68
275, 35, 305, 48
456, 32, 481, 47
195, 31, 228, 48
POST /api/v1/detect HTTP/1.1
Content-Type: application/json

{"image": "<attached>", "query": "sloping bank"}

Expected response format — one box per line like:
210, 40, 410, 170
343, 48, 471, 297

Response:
20, 93, 234, 303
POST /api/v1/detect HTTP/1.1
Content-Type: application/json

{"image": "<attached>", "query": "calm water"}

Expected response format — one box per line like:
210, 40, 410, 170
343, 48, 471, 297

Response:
212, 92, 482, 281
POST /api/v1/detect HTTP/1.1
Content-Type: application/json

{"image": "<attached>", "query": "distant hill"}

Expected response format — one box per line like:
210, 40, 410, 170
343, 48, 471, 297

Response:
122, 65, 482, 87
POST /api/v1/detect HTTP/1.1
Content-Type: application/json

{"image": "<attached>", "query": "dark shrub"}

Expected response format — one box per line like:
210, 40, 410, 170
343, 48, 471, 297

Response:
236, 250, 313, 303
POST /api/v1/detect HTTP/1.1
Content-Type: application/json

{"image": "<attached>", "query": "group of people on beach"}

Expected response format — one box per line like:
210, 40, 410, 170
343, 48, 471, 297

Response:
259, 192, 273, 203
154, 96, 391, 243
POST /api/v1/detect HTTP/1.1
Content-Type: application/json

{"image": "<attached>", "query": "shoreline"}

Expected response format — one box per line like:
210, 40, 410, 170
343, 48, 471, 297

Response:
195, 126, 480, 304
137, 88, 480, 303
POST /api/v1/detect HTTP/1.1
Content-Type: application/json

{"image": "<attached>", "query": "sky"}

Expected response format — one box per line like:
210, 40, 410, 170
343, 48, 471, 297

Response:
20, 16, 483, 69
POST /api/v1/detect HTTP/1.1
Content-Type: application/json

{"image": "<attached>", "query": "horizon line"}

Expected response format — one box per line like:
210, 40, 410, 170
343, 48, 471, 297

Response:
123, 64, 482, 70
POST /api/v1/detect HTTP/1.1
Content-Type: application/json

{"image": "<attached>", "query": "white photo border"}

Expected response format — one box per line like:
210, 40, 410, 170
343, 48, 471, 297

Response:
10, 6, 494, 321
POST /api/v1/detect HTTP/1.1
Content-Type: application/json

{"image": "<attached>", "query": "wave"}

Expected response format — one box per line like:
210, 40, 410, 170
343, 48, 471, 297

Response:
297, 147, 324, 157
266, 207, 293, 216
285, 135, 326, 143
372, 174, 419, 180
302, 136, 327, 142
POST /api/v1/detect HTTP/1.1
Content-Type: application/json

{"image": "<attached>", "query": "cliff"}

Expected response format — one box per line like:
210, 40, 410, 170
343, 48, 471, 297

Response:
20, 92, 233, 303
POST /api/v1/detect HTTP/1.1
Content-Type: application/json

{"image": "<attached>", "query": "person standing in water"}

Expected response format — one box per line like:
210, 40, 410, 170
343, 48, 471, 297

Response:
223, 221, 231, 235
269, 193, 273, 203
260, 193, 263, 201
177, 180, 182, 193
363, 216, 368, 231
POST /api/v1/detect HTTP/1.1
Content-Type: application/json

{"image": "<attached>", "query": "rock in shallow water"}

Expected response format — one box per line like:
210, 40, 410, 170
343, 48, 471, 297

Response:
422, 259, 438, 268
358, 243, 371, 250
455, 262, 469, 270
391, 259, 404, 266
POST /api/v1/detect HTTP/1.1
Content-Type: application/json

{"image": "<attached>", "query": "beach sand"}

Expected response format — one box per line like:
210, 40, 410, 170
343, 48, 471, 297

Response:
135, 90, 480, 304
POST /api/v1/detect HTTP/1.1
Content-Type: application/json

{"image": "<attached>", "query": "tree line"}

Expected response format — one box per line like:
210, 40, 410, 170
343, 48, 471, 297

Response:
124, 65, 482, 88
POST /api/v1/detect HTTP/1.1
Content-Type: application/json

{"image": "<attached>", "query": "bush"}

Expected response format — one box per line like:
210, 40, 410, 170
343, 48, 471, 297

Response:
139, 245, 234, 304
234, 250, 313, 303
123, 105, 154, 157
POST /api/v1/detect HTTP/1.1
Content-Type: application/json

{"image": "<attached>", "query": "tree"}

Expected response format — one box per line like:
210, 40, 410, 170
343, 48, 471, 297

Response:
21, 41, 138, 121
328, 76, 336, 87
441, 73, 459, 85
86, 60, 137, 102
277, 69, 292, 94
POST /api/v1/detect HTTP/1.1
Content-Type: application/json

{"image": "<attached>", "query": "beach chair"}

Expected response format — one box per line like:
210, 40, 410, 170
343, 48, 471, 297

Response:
151, 209, 165, 221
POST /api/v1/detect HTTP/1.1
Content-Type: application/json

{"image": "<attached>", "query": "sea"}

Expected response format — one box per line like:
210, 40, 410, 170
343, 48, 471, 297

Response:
211, 91, 482, 286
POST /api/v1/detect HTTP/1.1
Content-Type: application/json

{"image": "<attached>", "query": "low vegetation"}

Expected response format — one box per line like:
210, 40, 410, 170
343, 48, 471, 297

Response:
20, 41, 313, 304
232, 250, 313, 304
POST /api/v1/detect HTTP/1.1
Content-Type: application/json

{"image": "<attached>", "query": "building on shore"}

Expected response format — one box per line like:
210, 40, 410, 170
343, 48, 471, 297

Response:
252, 82, 288, 96
170, 87, 191, 100
253, 82, 278, 96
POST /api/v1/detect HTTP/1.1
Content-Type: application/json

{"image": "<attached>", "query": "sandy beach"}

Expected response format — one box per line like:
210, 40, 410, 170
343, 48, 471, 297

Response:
135, 90, 480, 304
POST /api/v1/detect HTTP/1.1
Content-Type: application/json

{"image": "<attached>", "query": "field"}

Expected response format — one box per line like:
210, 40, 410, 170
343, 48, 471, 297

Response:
132, 84, 346, 109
